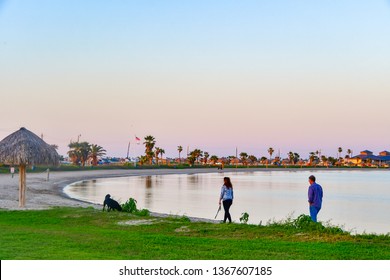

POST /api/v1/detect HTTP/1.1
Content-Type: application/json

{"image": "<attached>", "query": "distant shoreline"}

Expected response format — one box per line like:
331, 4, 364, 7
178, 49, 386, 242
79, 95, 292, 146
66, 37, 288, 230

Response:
1, 164, 389, 175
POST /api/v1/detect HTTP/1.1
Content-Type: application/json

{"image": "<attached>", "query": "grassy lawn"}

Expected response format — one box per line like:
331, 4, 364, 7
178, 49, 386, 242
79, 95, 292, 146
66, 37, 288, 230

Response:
0, 207, 389, 260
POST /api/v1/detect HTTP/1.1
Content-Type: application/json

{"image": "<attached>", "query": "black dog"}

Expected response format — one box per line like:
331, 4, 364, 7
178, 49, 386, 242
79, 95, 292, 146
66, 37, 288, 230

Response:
103, 194, 122, 212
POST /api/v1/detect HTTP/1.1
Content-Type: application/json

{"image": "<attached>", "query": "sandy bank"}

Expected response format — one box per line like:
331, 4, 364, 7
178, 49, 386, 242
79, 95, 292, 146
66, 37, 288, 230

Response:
0, 168, 243, 211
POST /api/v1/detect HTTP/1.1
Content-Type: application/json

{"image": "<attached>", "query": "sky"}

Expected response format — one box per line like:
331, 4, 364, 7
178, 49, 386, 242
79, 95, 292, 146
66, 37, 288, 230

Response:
0, 0, 390, 159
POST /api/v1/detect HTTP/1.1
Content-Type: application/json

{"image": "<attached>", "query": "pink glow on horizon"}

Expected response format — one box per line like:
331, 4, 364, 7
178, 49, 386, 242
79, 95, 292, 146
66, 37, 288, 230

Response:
1, 1, 390, 158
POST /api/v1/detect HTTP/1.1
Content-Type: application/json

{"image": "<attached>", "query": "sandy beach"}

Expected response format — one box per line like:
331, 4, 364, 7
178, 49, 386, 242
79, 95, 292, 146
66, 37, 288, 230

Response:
0, 168, 241, 211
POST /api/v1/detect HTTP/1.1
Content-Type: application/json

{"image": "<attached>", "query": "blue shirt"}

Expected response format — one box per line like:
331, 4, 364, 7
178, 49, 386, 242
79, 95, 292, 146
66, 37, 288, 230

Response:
308, 182, 323, 208
220, 185, 234, 201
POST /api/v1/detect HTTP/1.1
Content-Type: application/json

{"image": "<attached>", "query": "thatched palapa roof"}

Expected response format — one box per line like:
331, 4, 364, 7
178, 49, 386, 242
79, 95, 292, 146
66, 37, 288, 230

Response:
0, 127, 59, 166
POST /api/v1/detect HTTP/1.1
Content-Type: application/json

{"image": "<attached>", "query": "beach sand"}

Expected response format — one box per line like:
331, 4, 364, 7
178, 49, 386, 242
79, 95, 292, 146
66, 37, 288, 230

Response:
0, 168, 233, 211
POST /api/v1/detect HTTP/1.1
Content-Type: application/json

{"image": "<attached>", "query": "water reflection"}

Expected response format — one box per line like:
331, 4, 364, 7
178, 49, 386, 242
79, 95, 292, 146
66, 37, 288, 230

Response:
187, 174, 199, 188
64, 170, 390, 234
144, 176, 153, 208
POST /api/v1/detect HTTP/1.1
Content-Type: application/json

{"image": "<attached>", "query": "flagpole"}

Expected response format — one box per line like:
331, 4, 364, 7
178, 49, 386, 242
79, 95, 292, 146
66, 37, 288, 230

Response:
134, 143, 137, 168
126, 141, 131, 159
134, 135, 140, 168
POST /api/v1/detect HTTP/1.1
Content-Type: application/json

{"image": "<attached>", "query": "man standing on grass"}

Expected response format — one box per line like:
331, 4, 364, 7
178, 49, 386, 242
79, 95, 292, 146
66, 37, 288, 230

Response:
308, 175, 323, 222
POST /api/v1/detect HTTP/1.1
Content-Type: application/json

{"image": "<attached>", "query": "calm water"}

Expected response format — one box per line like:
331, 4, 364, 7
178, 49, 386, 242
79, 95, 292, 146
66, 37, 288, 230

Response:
64, 170, 390, 234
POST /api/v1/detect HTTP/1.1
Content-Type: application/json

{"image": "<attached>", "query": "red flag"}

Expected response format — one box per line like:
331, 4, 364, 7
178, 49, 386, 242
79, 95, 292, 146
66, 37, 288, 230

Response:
135, 136, 140, 144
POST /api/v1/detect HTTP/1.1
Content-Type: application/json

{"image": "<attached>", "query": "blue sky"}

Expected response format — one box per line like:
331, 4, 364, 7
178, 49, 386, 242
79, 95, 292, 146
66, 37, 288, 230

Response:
1, 1, 390, 158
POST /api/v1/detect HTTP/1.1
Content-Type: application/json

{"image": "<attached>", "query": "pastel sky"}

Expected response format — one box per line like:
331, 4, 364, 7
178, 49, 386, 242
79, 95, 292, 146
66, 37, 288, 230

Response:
1, 0, 389, 158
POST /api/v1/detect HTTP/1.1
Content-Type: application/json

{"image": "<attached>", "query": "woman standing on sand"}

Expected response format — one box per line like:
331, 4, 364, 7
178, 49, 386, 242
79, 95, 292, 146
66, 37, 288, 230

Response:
219, 177, 234, 223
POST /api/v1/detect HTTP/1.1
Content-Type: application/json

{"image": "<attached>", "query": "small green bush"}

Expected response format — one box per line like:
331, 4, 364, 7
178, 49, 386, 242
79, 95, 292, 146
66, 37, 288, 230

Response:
292, 214, 321, 229
121, 197, 150, 216
266, 214, 345, 234
122, 198, 138, 213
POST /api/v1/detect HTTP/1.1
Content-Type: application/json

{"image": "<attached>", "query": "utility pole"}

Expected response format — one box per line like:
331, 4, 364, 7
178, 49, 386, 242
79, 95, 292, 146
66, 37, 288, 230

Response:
236, 147, 238, 169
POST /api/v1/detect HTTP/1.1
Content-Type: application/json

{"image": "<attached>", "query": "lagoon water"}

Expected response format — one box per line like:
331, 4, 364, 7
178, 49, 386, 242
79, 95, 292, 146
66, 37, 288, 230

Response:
64, 170, 390, 234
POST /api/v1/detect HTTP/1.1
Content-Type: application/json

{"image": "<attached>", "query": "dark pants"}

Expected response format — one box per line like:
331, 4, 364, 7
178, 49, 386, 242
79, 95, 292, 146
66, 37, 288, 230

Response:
223, 199, 233, 223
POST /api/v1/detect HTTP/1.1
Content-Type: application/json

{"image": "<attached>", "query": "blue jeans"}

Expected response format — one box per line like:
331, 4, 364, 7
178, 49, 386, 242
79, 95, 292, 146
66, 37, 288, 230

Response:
309, 205, 321, 222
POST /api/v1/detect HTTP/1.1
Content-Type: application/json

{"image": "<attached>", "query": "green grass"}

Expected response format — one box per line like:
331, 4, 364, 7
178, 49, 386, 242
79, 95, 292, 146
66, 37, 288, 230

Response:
0, 208, 389, 260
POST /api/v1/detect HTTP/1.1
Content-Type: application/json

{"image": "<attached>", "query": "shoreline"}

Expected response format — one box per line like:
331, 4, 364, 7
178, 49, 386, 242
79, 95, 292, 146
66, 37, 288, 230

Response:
0, 167, 387, 211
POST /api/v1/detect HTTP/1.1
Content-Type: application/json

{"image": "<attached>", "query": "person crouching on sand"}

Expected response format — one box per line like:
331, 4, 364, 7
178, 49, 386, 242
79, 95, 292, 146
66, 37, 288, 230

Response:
219, 177, 234, 223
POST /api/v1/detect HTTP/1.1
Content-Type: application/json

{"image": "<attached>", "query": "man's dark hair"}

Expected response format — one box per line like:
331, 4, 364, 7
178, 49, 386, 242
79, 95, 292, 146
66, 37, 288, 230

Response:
309, 175, 316, 182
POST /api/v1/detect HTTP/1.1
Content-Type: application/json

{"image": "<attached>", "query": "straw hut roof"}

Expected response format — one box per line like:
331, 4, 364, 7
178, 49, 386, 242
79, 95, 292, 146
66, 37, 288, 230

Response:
0, 127, 59, 166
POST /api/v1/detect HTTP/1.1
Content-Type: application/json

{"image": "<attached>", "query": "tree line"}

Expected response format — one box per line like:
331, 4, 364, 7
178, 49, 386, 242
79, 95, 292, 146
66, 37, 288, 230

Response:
64, 135, 359, 168
67, 142, 106, 166
137, 137, 356, 167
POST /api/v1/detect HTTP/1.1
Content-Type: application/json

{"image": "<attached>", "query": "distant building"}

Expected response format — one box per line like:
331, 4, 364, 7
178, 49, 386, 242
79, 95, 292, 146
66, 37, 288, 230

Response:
360, 150, 373, 156
378, 151, 390, 164
349, 150, 389, 166
230, 158, 241, 165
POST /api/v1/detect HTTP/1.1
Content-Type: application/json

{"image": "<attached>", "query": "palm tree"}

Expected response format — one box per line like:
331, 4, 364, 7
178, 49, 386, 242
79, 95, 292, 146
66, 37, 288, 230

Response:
192, 149, 203, 164
288, 151, 295, 165
144, 135, 156, 164
187, 154, 196, 166
159, 148, 165, 164
210, 155, 219, 165
68, 141, 91, 166
337, 147, 343, 166
67, 145, 80, 165
138, 155, 148, 165
154, 147, 161, 165
227, 156, 235, 165
78, 142, 91, 166
347, 148, 352, 166
268, 147, 274, 160
338, 147, 343, 159
321, 155, 328, 168
328, 156, 337, 166
347, 149, 352, 158
309, 152, 316, 166
260, 156, 268, 164
294, 153, 300, 164
239, 152, 248, 166
89, 144, 106, 166
146, 151, 154, 164
267, 147, 274, 167
203, 152, 209, 165
177, 146, 183, 163
248, 155, 257, 165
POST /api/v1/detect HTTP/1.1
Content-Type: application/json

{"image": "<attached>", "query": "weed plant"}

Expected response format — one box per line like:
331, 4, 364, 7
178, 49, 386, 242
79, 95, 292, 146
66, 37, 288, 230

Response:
121, 198, 150, 217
